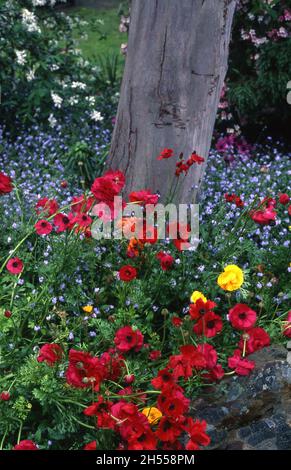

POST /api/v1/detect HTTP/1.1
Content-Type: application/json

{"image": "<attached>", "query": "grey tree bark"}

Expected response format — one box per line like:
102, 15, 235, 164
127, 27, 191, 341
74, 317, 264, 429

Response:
108, 0, 237, 203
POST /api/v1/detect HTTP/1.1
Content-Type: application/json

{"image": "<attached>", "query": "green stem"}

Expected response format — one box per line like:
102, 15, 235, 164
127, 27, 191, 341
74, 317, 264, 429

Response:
17, 421, 23, 444
71, 416, 96, 430
0, 428, 8, 450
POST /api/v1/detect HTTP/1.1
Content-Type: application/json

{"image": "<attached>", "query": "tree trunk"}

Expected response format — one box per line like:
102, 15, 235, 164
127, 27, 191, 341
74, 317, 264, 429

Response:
108, 0, 236, 203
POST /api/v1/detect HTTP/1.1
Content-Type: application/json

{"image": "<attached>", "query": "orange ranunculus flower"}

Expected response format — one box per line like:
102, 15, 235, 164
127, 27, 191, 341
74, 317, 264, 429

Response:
142, 407, 162, 425
217, 265, 244, 291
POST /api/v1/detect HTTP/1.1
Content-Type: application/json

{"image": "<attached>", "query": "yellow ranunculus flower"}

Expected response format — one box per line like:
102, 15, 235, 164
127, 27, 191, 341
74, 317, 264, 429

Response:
82, 305, 93, 314
142, 407, 162, 425
190, 290, 207, 304
217, 264, 244, 291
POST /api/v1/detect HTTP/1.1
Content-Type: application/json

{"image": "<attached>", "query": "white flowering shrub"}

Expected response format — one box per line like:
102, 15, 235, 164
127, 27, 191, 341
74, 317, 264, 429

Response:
0, 0, 112, 131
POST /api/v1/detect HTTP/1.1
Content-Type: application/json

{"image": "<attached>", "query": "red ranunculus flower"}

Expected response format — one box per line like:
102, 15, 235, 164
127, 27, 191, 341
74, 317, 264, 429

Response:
100, 350, 125, 382
229, 303, 257, 330
156, 417, 184, 442
188, 152, 205, 165
156, 251, 174, 271
91, 170, 125, 202
283, 312, 291, 338
228, 349, 255, 376
224, 193, 244, 208
35, 198, 58, 216
84, 441, 97, 450
189, 298, 217, 320
54, 213, 74, 232
197, 343, 218, 369
157, 148, 174, 160
104, 169, 125, 193
203, 364, 225, 382
114, 326, 144, 353
224, 193, 236, 203
239, 327, 270, 354
13, 440, 38, 450
66, 349, 106, 391
250, 207, 276, 225
35, 219, 53, 236
37, 343, 63, 366
279, 193, 290, 205
6, 257, 24, 275
193, 311, 223, 338
184, 418, 210, 450
74, 213, 92, 228
84, 397, 115, 429
0, 172, 13, 195
111, 401, 139, 422
0, 391, 10, 401
168, 345, 206, 379
119, 265, 137, 282
129, 189, 159, 206
151, 368, 176, 390
127, 430, 157, 450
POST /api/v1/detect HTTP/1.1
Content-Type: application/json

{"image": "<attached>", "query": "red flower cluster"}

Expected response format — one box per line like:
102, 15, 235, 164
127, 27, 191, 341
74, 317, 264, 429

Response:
66, 348, 124, 391
250, 197, 277, 225
175, 152, 205, 176
36, 198, 59, 217
224, 193, 244, 208
0, 172, 13, 195
151, 359, 210, 449
33, 194, 95, 238
129, 189, 159, 206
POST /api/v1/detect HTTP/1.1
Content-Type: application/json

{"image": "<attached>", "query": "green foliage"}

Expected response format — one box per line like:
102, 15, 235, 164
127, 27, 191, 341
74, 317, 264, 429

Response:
220, 0, 291, 139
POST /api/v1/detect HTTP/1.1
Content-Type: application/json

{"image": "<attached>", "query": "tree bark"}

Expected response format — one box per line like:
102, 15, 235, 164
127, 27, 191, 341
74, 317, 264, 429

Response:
108, 0, 236, 203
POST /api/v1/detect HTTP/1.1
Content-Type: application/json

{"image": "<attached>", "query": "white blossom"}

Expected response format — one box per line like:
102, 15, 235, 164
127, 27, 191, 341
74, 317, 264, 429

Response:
15, 50, 27, 66
90, 110, 104, 122
21, 9, 41, 34
48, 114, 57, 128
51, 92, 63, 108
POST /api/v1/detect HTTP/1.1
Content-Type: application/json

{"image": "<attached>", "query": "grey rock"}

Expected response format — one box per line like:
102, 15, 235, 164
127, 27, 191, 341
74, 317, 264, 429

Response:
192, 345, 291, 450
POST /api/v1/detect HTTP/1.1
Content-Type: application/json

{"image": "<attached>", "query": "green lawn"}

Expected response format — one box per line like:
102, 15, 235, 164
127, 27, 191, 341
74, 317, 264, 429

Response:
67, 6, 126, 63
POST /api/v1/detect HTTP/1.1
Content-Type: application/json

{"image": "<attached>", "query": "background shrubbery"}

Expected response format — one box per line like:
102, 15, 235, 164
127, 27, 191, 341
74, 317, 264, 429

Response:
217, 0, 291, 142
